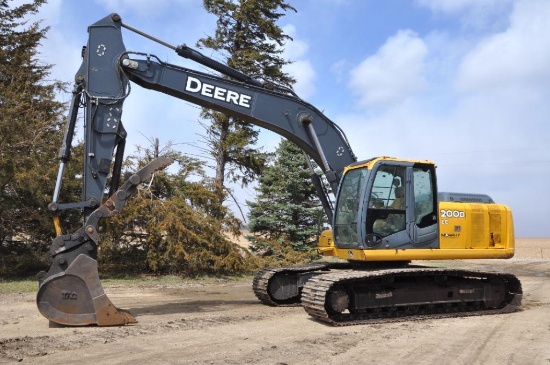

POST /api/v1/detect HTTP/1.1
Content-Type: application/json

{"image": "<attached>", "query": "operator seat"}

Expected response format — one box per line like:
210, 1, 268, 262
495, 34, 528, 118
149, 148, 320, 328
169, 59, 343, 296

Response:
392, 186, 405, 209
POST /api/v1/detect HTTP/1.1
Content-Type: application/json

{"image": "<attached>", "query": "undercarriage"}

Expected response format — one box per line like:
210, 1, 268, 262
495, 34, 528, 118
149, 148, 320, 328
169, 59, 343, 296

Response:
253, 264, 522, 325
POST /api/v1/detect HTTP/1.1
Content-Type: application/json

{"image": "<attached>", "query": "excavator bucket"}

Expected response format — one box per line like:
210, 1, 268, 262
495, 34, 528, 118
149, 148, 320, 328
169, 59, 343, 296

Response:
37, 254, 136, 326
37, 156, 173, 326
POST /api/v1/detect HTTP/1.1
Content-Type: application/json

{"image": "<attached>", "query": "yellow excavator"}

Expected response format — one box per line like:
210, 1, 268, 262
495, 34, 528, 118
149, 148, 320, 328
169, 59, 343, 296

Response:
37, 14, 521, 326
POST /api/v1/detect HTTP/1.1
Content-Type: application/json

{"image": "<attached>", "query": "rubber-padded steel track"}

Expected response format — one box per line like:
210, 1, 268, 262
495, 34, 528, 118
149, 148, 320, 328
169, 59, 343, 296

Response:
301, 268, 522, 326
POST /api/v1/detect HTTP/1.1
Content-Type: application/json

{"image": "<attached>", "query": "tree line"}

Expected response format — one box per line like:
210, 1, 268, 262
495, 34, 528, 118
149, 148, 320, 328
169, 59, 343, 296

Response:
0, 0, 325, 278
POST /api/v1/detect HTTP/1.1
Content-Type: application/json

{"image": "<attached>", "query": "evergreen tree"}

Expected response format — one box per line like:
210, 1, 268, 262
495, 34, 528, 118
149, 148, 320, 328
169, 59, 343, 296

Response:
101, 141, 252, 276
198, 0, 296, 204
0, 0, 67, 276
247, 139, 324, 253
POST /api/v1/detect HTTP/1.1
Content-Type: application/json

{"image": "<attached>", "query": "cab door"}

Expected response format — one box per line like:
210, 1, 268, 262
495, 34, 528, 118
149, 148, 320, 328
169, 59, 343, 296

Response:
408, 163, 438, 245
333, 167, 368, 248
363, 162, 438, 249
364, 163, 408, 245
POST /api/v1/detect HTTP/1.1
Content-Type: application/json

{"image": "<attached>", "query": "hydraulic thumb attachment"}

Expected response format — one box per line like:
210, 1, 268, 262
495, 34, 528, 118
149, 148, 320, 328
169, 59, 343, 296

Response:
37, 156, 173, 326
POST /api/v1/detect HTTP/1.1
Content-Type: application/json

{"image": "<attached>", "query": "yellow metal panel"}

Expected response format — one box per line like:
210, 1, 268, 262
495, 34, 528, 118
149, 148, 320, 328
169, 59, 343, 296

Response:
488, 204, 502, 245
438, 202, 513, 251
328, 247, 515, 261
317, 230, 337, 255
318, 202, 515, 262
344, 156, 435, 173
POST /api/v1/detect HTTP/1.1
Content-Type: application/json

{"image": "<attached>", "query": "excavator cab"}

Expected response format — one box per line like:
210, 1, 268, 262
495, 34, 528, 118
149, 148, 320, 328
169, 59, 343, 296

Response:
333, 157, 439, 251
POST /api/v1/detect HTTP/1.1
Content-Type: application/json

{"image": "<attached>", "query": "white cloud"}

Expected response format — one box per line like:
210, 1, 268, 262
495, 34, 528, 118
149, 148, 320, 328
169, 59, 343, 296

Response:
282, 25, 308, 59
284, 60, 316, 98
348, 30, 428, 107
455, 0, 550, 92
282, 24, 316, 98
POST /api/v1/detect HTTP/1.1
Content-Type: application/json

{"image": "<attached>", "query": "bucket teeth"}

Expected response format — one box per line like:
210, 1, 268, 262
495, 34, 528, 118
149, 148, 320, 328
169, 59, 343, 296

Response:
37, 254, 136, 326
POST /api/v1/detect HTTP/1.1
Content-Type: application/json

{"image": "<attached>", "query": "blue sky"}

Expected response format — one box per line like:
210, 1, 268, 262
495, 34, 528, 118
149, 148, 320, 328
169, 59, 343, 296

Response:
28, 0, 550, 237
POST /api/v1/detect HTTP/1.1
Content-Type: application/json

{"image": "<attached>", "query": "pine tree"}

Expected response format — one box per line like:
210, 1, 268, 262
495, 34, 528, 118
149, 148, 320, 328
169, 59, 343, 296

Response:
198, 0, 296, 204
100, 141, 251, 276
247, 139, 324, 254
0, 0, 67, 275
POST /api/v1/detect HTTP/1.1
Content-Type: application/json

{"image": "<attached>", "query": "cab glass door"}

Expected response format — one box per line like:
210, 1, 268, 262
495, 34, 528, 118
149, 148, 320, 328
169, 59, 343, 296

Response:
366, 165, 407, 238
334, 167, 367, 247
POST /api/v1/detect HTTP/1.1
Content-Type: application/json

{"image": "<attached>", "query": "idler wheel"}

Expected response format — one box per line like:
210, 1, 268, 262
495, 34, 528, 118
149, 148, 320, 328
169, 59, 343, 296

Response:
328, 289, 349, 313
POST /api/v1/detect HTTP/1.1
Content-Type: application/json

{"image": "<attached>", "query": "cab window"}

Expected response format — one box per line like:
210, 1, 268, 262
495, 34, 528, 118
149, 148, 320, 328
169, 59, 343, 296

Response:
334, 167, 367, 247
413, 166, 436, 228
368, 165, 406, 237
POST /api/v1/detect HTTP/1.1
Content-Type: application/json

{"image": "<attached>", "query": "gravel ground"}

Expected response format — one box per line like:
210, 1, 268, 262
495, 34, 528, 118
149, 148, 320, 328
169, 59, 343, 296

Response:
1, 238, 549, 365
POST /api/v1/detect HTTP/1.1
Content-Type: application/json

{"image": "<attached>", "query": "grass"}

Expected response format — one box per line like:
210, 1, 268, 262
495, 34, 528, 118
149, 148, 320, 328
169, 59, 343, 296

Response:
0, 279, 38, 294
0, 274, 254, 295
100, 274, 253, 288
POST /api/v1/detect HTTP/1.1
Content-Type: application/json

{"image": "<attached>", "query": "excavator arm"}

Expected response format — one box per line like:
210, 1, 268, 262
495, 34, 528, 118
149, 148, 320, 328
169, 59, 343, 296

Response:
38, 13, 356, 326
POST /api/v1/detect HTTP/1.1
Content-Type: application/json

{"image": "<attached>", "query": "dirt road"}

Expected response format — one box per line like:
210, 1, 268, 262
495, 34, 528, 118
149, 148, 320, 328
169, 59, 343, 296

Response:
1, 239, 550, 364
